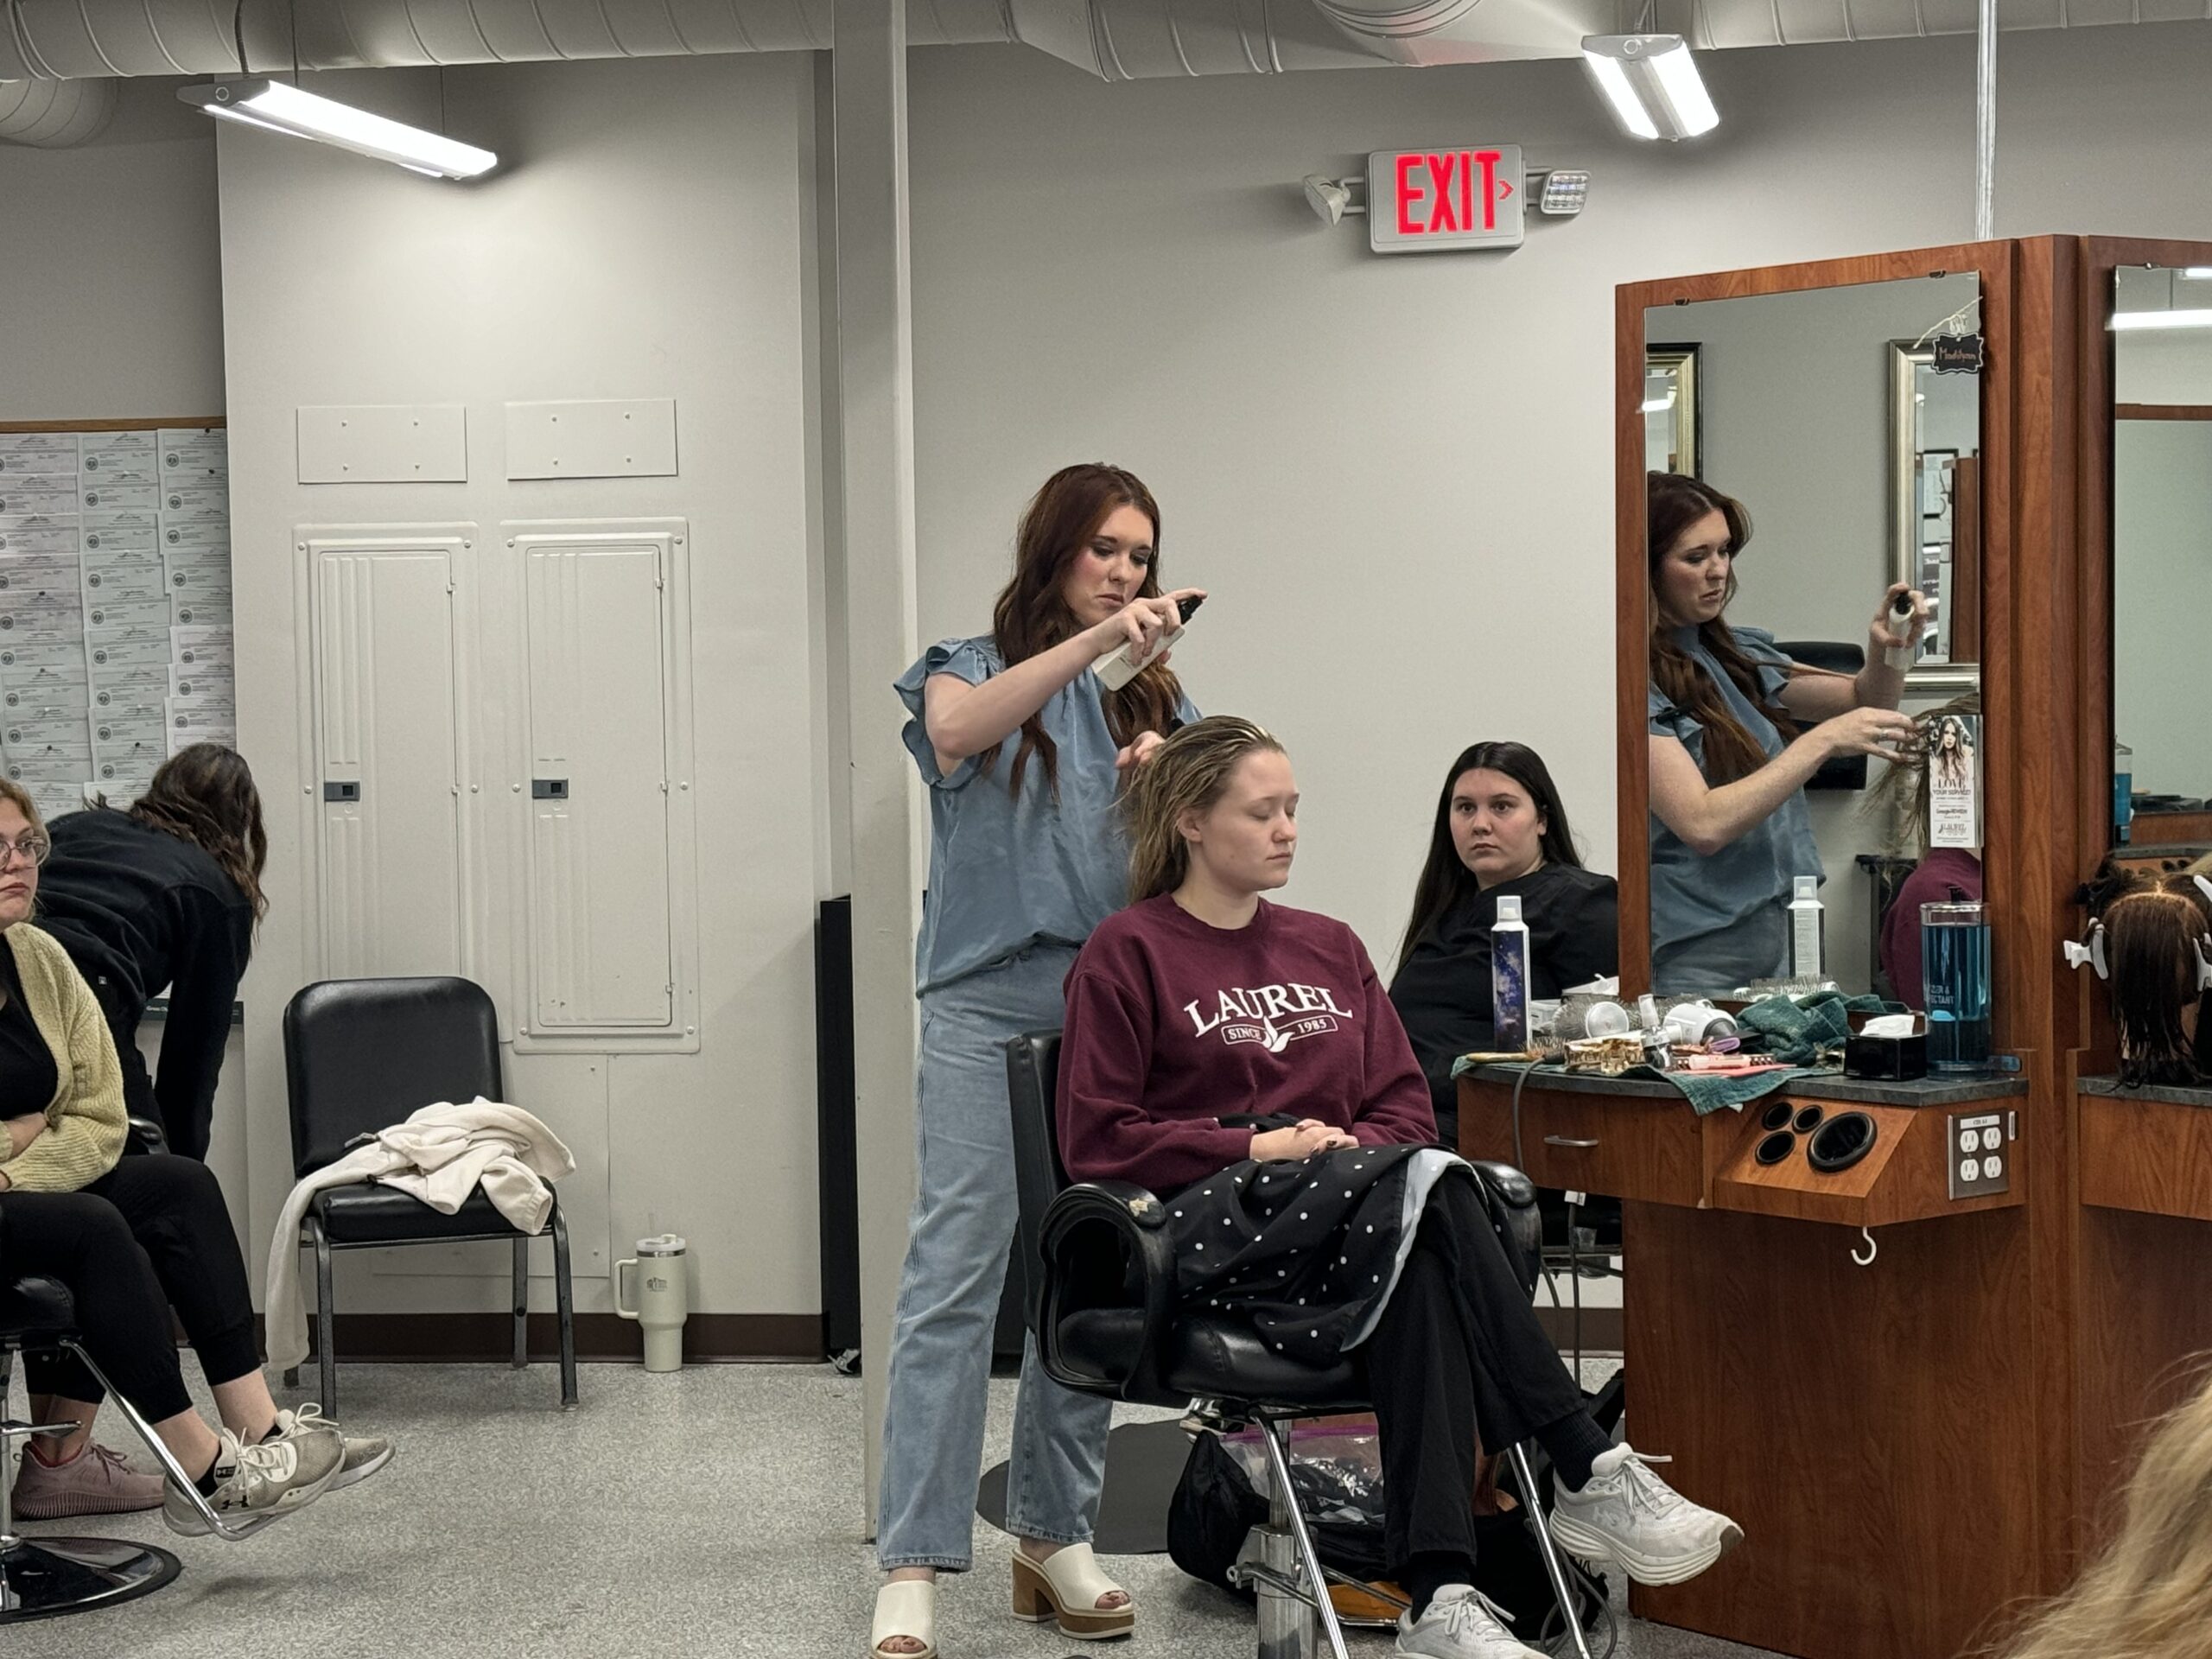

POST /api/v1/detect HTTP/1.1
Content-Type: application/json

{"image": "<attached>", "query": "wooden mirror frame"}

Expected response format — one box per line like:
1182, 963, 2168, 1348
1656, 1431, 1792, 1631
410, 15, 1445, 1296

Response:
1613, 244, 2018, 997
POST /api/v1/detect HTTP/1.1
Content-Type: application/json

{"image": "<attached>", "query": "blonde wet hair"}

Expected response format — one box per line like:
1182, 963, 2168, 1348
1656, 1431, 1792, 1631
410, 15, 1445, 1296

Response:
1122, 716, 1284, 904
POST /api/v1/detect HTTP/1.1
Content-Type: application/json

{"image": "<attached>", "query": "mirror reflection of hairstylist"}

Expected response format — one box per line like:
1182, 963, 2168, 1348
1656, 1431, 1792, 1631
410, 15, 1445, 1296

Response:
1645, 474, 1924, 992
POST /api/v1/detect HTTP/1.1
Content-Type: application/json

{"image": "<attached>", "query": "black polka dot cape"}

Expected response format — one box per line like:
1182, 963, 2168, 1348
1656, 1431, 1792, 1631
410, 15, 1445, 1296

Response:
1166, 1143, 1467, 1365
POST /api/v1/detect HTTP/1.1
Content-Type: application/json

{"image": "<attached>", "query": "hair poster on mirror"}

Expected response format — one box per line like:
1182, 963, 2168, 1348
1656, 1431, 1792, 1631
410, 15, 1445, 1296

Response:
1928, 713, 1981, 850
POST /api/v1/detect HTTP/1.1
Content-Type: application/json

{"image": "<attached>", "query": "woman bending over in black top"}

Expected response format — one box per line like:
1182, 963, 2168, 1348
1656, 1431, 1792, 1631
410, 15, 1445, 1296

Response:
1389, 742, 1617, 1147
35, 743, 264, 1162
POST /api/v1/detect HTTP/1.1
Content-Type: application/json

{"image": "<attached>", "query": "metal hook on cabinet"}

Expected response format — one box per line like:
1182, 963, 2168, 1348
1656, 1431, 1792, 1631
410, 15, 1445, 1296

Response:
1852, 1226, 1878, 1268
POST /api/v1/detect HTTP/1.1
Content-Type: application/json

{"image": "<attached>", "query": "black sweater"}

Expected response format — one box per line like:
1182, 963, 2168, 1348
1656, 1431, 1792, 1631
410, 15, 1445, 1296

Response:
34, 810, 252, 1154
1387, 863, 1619, 1129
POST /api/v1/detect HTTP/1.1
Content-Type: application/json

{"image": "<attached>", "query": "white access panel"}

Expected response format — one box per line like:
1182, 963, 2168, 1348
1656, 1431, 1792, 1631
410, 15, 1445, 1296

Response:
512, 522, 697, 1047
504, 400, 677, 480
296, 406, 468, 484
303, 531, 474, 980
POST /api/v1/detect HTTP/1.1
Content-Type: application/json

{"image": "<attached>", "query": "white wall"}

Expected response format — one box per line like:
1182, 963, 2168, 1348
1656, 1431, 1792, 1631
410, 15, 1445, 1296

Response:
215, 55, 829, 1323
0, 82, 223, 420
906, 22, 2212, 982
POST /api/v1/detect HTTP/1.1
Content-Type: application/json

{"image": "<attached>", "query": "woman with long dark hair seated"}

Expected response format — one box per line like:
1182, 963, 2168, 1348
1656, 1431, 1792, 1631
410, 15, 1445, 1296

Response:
1389, 742, 1618, 1148
35, 742, 266, 1163
1057, 718, 1740, 1659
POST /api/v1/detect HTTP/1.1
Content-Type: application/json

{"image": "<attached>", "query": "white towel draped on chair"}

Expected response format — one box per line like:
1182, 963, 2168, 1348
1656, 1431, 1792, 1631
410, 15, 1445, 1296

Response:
264, 1098, 575, 1371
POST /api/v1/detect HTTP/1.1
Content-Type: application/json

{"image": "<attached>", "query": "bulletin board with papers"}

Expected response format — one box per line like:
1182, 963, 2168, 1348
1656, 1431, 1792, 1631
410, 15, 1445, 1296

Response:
0, 421, 235, 825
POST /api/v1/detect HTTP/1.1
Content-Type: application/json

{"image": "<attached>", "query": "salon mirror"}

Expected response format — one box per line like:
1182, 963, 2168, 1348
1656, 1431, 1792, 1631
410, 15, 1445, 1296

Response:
2109, 264, 2212, 848
1639, 270, 1986, 1000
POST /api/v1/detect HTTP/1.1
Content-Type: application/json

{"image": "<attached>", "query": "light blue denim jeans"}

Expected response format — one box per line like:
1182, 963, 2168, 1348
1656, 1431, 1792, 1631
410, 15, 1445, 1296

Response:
875, 944, 1113, 1572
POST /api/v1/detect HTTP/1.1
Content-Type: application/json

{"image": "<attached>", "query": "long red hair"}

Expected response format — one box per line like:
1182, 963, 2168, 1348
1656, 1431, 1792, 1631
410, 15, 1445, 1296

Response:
986, 464, 1187, 798
1647, 472, 1805, 783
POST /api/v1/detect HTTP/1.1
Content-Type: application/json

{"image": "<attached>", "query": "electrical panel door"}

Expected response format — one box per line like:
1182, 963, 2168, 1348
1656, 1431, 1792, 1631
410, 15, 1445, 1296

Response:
518, 529, 680, 1033
307, 532, 472, 980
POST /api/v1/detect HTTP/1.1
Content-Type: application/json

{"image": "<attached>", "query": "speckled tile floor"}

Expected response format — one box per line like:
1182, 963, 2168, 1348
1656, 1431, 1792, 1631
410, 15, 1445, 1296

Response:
3, 1359, 1781, 1659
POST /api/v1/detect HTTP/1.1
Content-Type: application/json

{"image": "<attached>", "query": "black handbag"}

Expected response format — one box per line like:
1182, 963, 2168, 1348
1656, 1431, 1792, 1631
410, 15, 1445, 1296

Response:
1166, 1430, 1606, 1635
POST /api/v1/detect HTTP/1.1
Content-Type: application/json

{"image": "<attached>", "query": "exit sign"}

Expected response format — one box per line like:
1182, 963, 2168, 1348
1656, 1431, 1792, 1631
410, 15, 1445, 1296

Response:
1367, 145, 1524, 254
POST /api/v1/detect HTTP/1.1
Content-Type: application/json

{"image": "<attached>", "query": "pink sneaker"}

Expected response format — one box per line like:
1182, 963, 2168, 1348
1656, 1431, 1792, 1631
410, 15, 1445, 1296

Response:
12, 1440, 166, 1519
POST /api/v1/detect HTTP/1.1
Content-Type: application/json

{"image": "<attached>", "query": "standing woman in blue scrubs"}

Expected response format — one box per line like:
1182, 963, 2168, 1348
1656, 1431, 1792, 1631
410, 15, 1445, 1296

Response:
870, 464, 1200, 1659
1645, 472, 1924, 991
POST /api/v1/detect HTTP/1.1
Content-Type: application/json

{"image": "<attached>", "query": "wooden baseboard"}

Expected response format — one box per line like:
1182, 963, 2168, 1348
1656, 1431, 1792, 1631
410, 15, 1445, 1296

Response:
260, 1313, 827, 1365
1535, 1304, 1624, 1356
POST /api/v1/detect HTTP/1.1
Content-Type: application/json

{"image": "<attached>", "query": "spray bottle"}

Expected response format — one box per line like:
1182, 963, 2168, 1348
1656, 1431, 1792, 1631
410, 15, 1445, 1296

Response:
1491, 894, 1531, 1052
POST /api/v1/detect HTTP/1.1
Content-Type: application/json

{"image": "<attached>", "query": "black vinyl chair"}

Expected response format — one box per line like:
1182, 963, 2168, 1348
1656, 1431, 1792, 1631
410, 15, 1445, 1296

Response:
1772, 640, 1870, 792
0, 1269, 294, 1619
1004, 1031, 1597, 1659
281, 977, 577, 1415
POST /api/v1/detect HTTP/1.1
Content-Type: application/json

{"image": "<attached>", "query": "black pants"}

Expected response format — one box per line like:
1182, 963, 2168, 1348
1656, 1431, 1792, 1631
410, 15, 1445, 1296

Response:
17, 1155, 259, 1411
1364, 1174, 1586, 1575
86, 974, 178, 1156
1, 1191, 199, 1421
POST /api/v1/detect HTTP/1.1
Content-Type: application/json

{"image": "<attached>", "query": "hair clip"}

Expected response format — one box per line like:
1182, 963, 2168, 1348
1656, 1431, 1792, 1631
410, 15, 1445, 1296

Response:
2062, 921, 2109, 980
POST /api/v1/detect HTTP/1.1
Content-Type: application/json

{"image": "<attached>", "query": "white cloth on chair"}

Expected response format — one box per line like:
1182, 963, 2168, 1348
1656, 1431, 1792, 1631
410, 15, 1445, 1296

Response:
264, 1098, 576, 1371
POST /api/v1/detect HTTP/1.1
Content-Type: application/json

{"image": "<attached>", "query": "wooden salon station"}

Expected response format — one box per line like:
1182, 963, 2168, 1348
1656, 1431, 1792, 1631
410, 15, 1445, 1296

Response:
1459, 239, 2212, 1659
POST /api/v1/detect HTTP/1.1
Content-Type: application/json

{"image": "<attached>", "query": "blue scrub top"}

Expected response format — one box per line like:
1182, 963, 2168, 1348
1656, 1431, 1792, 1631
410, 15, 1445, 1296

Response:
1647, 623, 1823, 976
897, 635, 1199, 996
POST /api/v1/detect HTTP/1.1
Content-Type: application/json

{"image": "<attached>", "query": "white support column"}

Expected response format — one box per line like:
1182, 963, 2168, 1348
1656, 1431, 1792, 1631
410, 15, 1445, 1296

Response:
830, 0, 923, 1530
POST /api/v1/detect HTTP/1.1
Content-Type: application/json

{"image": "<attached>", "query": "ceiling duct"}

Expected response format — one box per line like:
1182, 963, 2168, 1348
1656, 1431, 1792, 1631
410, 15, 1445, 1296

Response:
0, 73, 114, 143
0, 0, 2201, 154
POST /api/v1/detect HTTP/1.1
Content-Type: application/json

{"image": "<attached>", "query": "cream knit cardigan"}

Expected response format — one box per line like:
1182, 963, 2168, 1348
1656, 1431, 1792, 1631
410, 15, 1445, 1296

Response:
0, 923, 128, 1192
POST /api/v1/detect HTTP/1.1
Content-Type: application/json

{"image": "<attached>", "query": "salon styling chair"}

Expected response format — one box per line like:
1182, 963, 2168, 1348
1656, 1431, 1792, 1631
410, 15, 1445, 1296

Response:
281, 977, 577, 1415
1006, 1031, 1600, 1659
0, 1272, 294, 1620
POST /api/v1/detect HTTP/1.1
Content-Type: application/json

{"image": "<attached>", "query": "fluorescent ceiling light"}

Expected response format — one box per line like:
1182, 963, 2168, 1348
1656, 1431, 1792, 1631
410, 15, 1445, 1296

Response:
2182, 268, 2212, 280
1581, 35, 1719, 142
177, 78, 496, 180
1641, 392, 1677, 414
2110, 309, 2212, 331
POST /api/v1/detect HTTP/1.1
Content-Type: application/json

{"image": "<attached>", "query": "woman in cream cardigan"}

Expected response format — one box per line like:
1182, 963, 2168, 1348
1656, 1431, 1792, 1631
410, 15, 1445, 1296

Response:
0, 777, 387, 1528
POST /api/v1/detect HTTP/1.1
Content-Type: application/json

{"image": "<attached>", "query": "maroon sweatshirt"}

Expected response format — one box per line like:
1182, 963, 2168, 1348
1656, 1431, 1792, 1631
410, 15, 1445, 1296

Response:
1057, 893, 1438, 1192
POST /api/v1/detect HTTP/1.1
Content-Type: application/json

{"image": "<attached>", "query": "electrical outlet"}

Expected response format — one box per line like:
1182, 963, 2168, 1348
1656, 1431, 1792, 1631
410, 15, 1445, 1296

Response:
1947, 1110, 2012, 1199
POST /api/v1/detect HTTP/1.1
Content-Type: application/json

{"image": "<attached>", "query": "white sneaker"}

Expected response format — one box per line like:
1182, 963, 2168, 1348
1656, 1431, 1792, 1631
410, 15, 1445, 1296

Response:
1395, 1585, 1546, 1658
162, 1424, 343, 1537
1548, 1444, 1743, 1586
268, 1404, 394, 1491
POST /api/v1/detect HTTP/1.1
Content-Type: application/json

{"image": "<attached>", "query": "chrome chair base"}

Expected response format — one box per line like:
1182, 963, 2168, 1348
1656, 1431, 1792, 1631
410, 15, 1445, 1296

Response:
0, 1535, 180, 1622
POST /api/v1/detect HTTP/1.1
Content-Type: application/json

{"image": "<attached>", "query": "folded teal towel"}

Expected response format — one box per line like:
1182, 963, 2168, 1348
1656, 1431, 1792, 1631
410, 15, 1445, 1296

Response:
1653, 1063, 1823, 1116
1738, 990, 1901, 1065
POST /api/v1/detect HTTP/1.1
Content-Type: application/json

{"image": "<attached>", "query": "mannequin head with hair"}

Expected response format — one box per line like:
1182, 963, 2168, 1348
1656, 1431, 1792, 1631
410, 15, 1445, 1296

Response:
2082, 861, 2212, 1087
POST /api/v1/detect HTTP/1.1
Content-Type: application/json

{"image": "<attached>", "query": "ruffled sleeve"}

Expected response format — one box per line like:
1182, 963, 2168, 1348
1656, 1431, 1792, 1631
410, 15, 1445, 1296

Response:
1727, 625, 1796, 706
893, 636, 1000, 791
1648, 681, 1702, 752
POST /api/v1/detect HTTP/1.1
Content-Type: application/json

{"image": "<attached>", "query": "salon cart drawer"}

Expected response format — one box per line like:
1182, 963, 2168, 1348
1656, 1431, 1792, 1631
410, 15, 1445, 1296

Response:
1456, 1074, 1709, 1208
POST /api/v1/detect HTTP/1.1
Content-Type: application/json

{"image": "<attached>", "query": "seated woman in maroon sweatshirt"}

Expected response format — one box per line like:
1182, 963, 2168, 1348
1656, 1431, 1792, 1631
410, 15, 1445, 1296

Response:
1057, 717, 1741, 1659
